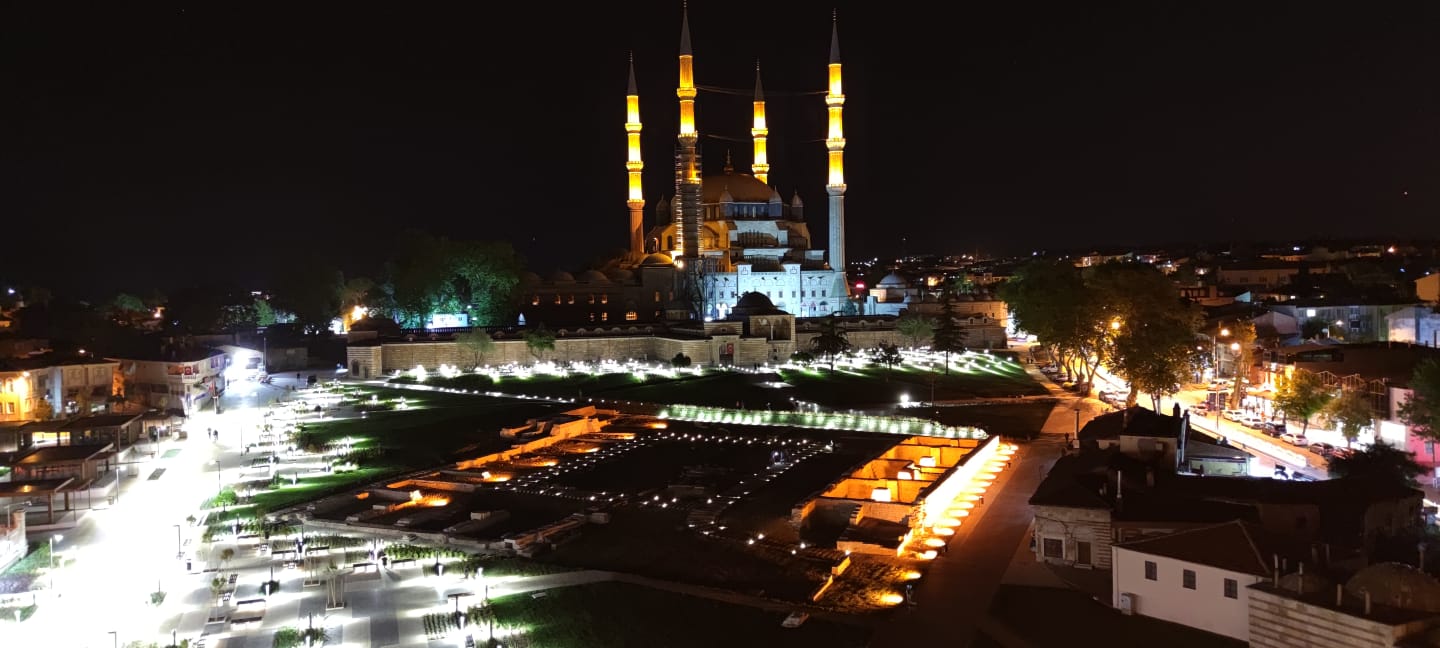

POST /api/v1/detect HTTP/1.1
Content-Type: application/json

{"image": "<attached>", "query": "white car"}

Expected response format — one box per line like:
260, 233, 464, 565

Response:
1280, 432, 1308, 447
1223, 409, 1246, 421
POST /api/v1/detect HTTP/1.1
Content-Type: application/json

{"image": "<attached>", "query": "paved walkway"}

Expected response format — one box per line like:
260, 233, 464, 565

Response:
869, 361, 1108, 648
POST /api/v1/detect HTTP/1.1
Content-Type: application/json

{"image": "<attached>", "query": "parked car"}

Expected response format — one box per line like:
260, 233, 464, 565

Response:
1191, 402, 1210, 414
1280, 432, 1308, 446
1263, 420, 1288, 435
1224, 409, 1246, 422
1330, 447, 1355, 460
1241, 413, 1267, 428
1311, 443, 1337, 458
1291, 471, 1316, 481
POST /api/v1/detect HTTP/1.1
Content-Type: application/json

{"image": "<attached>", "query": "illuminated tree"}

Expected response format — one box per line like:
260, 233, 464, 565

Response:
999, 260, 1105, 390
523, 325, 556, 362
896, 312, 934, 348
930, 299, 966, 375
1274, 371, 1332, 435
454, 329, 495, 370
1225, 322, 1257, 409
811, 315, 852, 371
875, 343, 902, 371
1400, 359, 1440, 444
1088, 263, 1203, 408
1325, 388, 1374, 445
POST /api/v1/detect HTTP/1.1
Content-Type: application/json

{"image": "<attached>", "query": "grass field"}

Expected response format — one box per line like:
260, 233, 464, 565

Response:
487, 581, 871, 648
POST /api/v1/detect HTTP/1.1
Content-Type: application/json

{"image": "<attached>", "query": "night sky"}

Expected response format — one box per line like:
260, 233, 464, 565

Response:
7, 2, 1440, 298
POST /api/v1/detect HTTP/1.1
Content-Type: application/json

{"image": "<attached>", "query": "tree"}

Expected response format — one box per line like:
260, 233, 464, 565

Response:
896, 313, 934, 348
948, 275, 977, 295
811, 315, 852, 370
274, 266, 343, 334
1399, 359, 1440, 445
1225, 321, 1257, 409
1274, 371, 1332, 435
1327, 441, 1426, 488
671, 352, 692, 367
874, 343, 902, 372
112, 293, 146, 318
32, 398, 54, 421
272, 627, 303, 648
1326, 388, 1374, 446
999, 259, 1105, 390
1088, 263, 1202, 408
254, 298, 278, 327
1301, 318, 1328, 340
523, 325, 556, 362
930, 299, 966, 375
454, 329, 495, 370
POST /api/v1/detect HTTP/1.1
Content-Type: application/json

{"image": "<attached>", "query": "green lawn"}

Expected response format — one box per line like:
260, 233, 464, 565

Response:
391, 371, 657, 399
487, 581, 870, 648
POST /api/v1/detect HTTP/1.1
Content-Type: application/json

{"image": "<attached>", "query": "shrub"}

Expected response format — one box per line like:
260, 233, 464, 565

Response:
671, 352, 692, 367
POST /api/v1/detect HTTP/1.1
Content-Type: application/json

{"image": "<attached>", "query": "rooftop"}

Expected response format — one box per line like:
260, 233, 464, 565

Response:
60, 413, 142, 430
1115, 520, 1285, 576
11, 443, 115, 465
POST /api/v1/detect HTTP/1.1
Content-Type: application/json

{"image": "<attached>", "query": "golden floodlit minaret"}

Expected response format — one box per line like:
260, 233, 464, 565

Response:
676, 3, 702, 263
826, 11, 847, 280
625, 53, 645, 258
751, 61, 769, 184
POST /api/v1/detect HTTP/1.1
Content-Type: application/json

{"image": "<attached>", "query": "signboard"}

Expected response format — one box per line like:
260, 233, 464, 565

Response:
167, 364, 196, 377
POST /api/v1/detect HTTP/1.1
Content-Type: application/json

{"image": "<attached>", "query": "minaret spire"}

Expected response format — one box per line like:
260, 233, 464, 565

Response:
625, 53, 646, 258
825, 10, 848, 286
676, 1, 701, 263
751, 60, 770, 184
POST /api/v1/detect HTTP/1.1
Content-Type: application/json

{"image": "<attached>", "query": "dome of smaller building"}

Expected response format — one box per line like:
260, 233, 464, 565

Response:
730, 291, 785, 318
550, 271, 575, 283
606, 268, 635, 282
877, 273, 909, 288
640, 253, 675, 267
519, 271, 541, 285
1345, 563, 1440, 613
579, 270, 610, 283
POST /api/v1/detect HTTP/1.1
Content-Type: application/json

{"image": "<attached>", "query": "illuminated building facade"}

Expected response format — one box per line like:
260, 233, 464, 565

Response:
625, 8, 850, 319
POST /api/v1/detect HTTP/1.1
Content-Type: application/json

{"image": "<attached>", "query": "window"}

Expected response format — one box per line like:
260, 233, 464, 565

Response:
587, 294, 595, 305
625, 311, 638, 321
1224, 578, 1238, 599
601, 294, 609, 304
601, 312, 608, 322
654, 291, 661, 303
1042, 538, 1063, 559
567, 295, 575, 305
531, 295, 540, 306
1144, 561, 1157, 581
1182, 569, 1196, 590
553, 295, 561, 305
821, 290, 827, 297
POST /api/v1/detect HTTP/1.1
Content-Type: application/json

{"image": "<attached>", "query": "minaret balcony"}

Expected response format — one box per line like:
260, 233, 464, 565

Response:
825, 94, 846, 106
625, 122, 643, 132
826, 137, 847, 149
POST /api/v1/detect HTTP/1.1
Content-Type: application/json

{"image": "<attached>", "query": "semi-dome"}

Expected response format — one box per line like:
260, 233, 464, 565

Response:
550, 270, 575, 283
578, 270, 610, 283
640, 253, 675, 267
730, 291, 785, 318
1345, 562, 1440, 613
877, 272, 909, 288
701, 172, 773, 203
519, 271, 541, 285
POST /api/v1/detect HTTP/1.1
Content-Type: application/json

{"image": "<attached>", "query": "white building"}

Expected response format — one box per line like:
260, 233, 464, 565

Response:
1112, 520, 1278, 642
1386, 306, 1440, 348
110, 347, 228, 414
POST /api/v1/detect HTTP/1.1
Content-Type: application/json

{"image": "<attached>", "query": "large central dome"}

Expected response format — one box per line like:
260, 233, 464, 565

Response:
702, 172, 775, 203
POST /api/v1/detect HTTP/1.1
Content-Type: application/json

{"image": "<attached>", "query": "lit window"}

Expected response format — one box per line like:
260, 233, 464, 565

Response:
567, 295, 575, 305
1182, 569, 1196, 590
554, 295, 561, 305
601, 312, 608, 322
601, 294, 609, 304
625, 311, 638, 321
1144, 561, 1157, 581
531, 295, 540, 306
654, 291, 661, 302
588, 294, 595, 305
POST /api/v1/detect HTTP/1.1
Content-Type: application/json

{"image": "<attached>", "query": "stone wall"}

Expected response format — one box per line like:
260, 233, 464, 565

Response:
352, 334, 804, 376
1247, 586, 1436, 648
1032, 504, 1115, 569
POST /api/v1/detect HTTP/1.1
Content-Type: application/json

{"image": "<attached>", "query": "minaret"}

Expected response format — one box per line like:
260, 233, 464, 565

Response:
751, 61, 769, 184
825, 12, 847, 279
676, 3, 702, 263
625, 54, 646, 258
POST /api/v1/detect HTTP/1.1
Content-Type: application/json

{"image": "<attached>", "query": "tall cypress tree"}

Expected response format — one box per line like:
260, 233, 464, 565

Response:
931, 298, 965, 374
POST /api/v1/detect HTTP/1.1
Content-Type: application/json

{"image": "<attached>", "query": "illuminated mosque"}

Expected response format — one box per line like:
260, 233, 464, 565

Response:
623, 7, 851, 321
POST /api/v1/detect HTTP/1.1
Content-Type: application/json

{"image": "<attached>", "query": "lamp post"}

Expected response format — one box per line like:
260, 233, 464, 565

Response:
1213, 326, 1231, 378
174, 524, 182, 559
108, 631, 117, 648
48, 534, 63, 589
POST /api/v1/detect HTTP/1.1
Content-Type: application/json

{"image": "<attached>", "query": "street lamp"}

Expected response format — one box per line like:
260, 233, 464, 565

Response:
108, 631, 117, 648
48, 534, 63, 589
174, 524, 182, 559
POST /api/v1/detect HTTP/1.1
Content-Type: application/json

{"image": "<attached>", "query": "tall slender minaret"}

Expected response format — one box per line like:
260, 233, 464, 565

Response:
676, 4, 701, 263
826, 12, 847, 279
625, 54, 645, 258
751, 61, 769, 184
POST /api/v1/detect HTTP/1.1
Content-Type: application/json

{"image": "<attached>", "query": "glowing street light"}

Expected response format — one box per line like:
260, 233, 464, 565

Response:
48, 534, 63, 588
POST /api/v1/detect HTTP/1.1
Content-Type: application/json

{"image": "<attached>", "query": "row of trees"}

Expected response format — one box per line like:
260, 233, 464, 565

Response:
1000, 260, 1203, 406
1276, 359, 1440, 448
